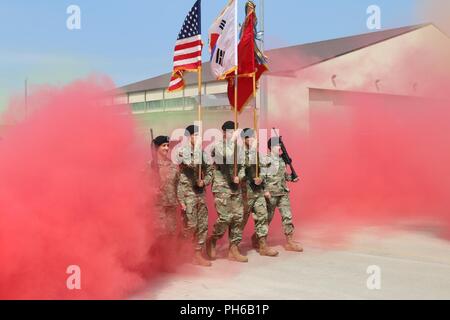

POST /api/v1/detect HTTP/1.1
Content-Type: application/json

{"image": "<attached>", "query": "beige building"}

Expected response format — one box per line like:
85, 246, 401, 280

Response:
117, 23, 450, 136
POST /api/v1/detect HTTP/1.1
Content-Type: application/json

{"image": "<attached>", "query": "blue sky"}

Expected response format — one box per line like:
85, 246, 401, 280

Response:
0, 0, 434, 110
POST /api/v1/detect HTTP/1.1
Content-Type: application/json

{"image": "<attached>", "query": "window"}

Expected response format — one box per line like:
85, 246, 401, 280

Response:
147, 100, 164, 112
131, 102, 146, 113
164, 98, 184, 111
128, 95, 229, 113
184, 97, 196, 111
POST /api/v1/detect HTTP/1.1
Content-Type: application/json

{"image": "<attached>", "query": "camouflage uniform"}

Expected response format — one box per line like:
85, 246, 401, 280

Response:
154, 158, 180, 236
241, 149, 270, 239
177, 144, 212, 251
210, 140, 246, 246
264, 154, 295, 236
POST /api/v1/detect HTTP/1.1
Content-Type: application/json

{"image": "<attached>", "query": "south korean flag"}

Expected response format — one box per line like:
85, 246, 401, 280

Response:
208, 0, 237, 79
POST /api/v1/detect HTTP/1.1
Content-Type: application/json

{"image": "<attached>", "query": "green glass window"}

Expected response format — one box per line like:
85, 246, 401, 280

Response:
184, 97, 196, 111
147, 100, 164, 112
131, 102, 146, 112
163, 98, 184, 111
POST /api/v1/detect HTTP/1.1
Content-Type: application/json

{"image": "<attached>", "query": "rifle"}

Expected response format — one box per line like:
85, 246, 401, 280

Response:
149, 128, 159, 177
272, 128, 299, 181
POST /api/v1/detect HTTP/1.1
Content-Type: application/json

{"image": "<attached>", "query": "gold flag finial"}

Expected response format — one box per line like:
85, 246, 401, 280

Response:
246, 1, 256, 14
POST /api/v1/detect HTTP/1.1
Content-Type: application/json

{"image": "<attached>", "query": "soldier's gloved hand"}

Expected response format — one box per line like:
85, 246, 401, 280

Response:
197, 180, 205, 188
180, 203, 187, 211
253, 177, 263, 186
264, 191, 271, 200
233, 176, 240, 184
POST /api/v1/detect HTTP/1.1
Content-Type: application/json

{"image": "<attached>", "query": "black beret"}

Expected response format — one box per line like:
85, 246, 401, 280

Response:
153, 136, 170, 147
222, 121, 236, 131
268, 137, 281, 150
185, 125, 199, 136
241, 128, 255, 139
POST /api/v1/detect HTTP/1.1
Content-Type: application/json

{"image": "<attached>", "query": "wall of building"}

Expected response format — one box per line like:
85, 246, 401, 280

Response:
116, 81, 230, 114
119, 75, 265, 135
133, 106, 258, 140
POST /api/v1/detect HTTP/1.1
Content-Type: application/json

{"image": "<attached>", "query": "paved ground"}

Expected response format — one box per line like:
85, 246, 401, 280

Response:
135, 228, 450, 300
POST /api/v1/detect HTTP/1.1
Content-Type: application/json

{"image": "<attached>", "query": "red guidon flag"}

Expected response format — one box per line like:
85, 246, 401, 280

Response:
168, 0, 202, 92
228, 2, 268, 112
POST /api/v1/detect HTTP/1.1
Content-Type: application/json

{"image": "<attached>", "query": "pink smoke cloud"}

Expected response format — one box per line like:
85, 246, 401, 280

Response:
0, 76, 190, 299
264, 29, 450, 244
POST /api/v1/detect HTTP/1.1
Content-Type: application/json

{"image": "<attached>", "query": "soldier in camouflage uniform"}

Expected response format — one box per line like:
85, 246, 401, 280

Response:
240, 128, 278, 257
177, 125, 212, 267
152, 136, 180, 237
206, 121, 248, 263
264, 137, 303, 252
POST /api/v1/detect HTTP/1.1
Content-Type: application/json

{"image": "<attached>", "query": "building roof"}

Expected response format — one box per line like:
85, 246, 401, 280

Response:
119, 23, 432, 94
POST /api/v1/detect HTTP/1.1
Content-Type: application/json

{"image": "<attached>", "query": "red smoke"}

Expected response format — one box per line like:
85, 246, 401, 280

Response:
293, 95, 450, 239
265, 40, 450, 244
0, 77, 188, 299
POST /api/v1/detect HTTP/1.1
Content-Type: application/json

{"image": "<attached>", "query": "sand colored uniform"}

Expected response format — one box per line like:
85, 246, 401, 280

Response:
241, 150, 270, 239
264, 154, 295, 236
154, 158, 180, 236
210, 140, 246, 246
177, 144, 212, 250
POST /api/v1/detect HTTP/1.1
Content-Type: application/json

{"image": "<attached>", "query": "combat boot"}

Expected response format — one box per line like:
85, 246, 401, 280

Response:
206, 237, 217, 260
285, 234, 303, 252
251, 234, 259, 250
258, 237, 279, 257
193, 250, 212, 267
228, 245, 249, 263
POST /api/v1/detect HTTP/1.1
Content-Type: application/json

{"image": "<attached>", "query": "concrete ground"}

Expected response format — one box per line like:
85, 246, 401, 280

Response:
135, 228, 450, 300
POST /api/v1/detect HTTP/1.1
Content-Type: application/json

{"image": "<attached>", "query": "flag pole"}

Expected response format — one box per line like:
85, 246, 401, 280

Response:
250, 2, 259, 179
234, 71, 239, 177
258, 0, 267, 130
197, 0, 203, 183
198, 66, 203, 182
233, 0, 239, 178
253, 71, 259, 178
256, 0, 265, 178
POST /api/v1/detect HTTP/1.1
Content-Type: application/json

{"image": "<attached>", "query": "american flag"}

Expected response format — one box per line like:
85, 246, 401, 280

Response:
168, 0, 202, 92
